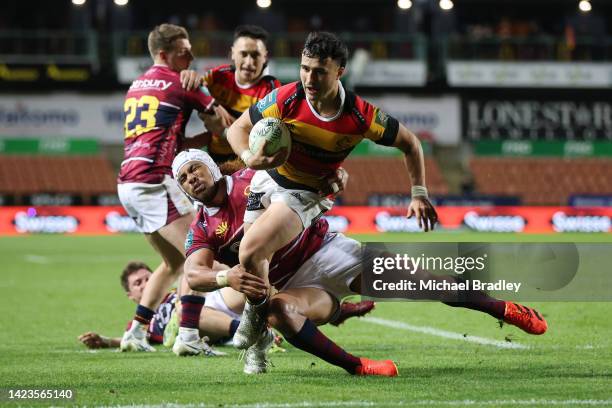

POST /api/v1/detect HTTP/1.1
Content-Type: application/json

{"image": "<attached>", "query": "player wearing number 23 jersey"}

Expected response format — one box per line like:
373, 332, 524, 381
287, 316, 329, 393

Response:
117, 64, 215, 233
119, 65, 215, 184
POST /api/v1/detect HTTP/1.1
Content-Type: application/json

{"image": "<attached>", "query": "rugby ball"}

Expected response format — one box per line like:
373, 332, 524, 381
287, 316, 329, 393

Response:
249, 117, 291, 156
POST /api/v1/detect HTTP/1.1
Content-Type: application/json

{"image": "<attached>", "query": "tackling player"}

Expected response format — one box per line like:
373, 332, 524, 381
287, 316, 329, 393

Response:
226, 31, 438, 349
173, 150, 548, 377
117, 23, 229, 355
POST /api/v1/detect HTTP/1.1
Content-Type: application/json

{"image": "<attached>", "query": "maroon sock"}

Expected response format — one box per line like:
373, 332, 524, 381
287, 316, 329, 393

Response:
443, 287, 506, 319
285, 319, 361, 374
134, 304, 155, 325
180, 295, 205, 329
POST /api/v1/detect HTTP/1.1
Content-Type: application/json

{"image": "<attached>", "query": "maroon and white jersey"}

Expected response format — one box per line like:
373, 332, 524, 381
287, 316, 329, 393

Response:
185, 168, 329, 288
118, 65, 215, 184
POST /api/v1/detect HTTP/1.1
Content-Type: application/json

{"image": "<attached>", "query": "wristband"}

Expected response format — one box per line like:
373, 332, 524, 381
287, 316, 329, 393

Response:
411, 185, 429, 199
215, 270, 229, 287
240, 149, 253, 166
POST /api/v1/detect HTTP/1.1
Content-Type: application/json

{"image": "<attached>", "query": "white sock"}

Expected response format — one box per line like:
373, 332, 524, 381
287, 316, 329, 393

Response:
178, 327, 200, 342
129, 321, 148, 338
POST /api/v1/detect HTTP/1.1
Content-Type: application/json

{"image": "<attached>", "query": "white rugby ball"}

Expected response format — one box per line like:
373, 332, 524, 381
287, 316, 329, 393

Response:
249, 117, 291, 156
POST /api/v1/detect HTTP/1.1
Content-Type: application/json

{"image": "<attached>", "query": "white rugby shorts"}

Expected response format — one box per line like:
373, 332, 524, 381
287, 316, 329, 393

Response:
279, 233, 369, 301
244, 170, 333, 228
117, 175, 193, 233
204, 289, 242, 321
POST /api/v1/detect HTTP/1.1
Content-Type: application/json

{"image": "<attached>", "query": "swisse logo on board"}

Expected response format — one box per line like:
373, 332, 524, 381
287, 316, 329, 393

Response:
104, 211, 139, 233
552, 211, 611, 232
323, 215, 350, 233
463, 211, 526, 232
13, 210, 78, 233
375, 211, 422, 232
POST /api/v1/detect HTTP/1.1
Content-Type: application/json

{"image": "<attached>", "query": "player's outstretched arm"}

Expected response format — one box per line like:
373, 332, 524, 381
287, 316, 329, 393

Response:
185, 248, 268, 298
78, 332, 120, 349
393, 124, 438, 232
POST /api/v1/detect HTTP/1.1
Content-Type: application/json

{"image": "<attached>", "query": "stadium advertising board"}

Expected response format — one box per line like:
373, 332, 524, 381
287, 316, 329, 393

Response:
0, 63, 92, 83
0, 94, 125, 142
447, 62, 612, 88
365, 95, 460, 146
463, 98, 612, 140
1, 206, 610, 235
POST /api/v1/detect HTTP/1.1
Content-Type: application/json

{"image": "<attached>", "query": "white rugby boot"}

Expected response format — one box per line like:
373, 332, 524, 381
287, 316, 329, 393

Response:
120, 324, 155, 352
243, 328, 275, 374
233, 298, 268, 350
173, 329, 227, 357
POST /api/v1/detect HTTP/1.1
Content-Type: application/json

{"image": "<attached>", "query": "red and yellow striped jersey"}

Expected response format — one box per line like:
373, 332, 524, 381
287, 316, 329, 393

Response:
249, 81, 400, 191
203, 64, 280, 161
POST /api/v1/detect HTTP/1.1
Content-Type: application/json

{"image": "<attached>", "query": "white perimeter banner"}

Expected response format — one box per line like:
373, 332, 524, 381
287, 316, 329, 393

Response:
0, 93, 208, 144
447, 61, 612, 88
365, 95, 461, 145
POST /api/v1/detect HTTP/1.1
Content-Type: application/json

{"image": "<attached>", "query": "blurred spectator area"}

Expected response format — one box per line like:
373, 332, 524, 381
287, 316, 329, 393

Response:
470, 157, 612, 205
0, 155, 116, 205
341, 156, 449, 205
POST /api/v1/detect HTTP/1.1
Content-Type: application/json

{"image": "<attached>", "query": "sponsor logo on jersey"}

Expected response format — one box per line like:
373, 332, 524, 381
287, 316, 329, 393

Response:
256, 89, 278, 112
129, 79, 172, 91
375, 109, 389, 128
185, 228, 194, 251
215, 221, 229, 238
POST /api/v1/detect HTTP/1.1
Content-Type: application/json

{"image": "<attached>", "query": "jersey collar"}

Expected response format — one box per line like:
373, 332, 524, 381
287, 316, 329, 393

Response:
305, 80, 346, 122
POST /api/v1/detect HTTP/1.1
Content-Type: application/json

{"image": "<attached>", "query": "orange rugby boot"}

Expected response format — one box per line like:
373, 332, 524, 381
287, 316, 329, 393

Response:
355, 358, 398, 377
503, 302, 548, 335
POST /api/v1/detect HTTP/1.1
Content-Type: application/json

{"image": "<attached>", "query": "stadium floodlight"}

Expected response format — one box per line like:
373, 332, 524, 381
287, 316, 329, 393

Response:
256, 0, 272, 8
114, 0, 129, 5
439, 0, 454, 10
397, 0, 412, 10
71, 0, 86, 5
578, 0, 592, 12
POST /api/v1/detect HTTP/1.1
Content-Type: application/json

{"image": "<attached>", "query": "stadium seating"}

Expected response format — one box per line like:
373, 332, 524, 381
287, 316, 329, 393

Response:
470, 157, 612, 205
340, 156, 449, 205
0, 155, 117, 204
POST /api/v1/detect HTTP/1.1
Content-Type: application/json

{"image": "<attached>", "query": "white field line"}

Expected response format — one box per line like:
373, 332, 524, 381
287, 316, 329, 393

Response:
98, 399, 612, 408
361, 316, 529, 349
23, 254, 51, 264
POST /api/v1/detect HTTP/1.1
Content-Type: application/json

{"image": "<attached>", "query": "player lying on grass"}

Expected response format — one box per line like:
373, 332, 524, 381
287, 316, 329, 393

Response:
78, 261, 373, 352
173, 149, 548, 376
79, 261, 239, 353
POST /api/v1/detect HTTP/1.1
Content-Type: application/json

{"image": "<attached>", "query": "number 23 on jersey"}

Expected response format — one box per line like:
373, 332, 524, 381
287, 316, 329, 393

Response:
124, 95, 159, 138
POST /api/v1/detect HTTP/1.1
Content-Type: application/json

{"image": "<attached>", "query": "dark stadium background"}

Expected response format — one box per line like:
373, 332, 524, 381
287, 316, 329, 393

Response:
1, 0, 612, 235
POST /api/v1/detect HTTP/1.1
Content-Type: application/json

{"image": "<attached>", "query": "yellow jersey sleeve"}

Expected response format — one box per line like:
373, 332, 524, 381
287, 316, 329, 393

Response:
363, 107, 400, 146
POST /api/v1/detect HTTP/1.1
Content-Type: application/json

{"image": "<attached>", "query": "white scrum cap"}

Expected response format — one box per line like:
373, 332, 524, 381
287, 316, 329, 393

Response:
172, 149, 222, 183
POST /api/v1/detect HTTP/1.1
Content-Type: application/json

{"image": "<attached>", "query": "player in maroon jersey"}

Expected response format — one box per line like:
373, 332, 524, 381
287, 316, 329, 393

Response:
173, 149, 397, 376
226, 31, 438, 350
78, 262, 229, 352
180, 25, 281, 163
173, 150, 547, 376
117, 23, 230, 355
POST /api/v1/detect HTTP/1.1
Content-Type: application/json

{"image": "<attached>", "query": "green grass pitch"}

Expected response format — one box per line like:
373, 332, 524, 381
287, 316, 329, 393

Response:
1, 233, 611, 407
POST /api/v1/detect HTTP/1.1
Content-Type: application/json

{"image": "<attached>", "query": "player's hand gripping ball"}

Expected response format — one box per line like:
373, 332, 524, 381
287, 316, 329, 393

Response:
249, 117, 291, 157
